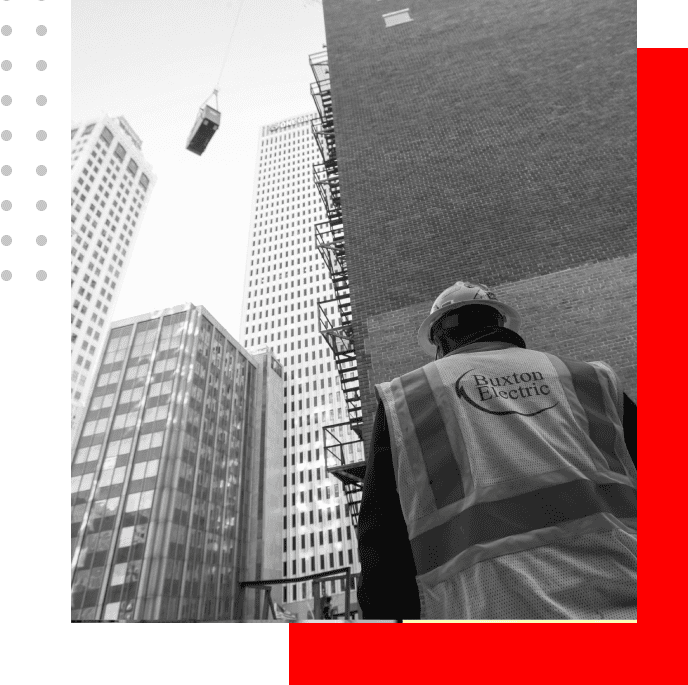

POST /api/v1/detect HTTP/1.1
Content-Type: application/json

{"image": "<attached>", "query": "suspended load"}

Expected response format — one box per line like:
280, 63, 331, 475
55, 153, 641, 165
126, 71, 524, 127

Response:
186, 91, 221, 156
185, 0, 246, 155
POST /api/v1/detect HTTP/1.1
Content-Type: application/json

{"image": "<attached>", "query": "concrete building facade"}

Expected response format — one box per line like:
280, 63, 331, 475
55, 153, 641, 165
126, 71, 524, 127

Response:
320, 0, 637, 446
70, 303, 282, 621
71, 115, 156, 436
240, 115, 364, 619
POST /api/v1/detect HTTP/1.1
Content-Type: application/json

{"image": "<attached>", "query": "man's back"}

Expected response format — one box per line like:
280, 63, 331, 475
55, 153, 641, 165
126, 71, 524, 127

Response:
359, 341, 637, 620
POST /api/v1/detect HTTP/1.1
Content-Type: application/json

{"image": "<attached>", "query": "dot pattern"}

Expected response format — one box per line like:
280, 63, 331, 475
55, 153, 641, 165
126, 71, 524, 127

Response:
2, 16, 50, 285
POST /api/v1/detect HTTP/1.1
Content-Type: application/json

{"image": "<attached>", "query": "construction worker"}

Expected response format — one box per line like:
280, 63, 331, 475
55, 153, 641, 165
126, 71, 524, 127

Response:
357, 282, 637, 620
321, 595, 333, 620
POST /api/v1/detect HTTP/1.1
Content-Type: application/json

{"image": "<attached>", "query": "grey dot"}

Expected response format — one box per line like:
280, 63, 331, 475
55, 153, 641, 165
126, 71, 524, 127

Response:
1, 130, 10, 141
36, 200, 47, 211
1, 95, 11, 106
36, 95, 47, 106
1, 235, 11, 246
36, 270, 47, 281
1, 26, 11, 37
36, 165, 46, 176
1, 270, 11, 281
1, 60, 11, 71
1, 165, 11, 176
36, 235, 47, 246
36, 25, 47, 36
36, 130, 47, 141
36, 60, 47, 71
1, 200, 11, 210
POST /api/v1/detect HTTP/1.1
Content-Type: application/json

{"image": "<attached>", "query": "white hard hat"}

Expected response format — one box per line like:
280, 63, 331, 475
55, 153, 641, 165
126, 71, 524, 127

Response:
417, 281, 521, 355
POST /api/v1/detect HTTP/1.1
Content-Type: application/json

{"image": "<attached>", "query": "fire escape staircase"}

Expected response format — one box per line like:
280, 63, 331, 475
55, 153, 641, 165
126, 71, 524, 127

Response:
309, 50, 365, 531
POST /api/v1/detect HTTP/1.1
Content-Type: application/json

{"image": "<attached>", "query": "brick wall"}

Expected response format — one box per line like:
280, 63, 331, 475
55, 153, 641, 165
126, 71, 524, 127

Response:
320, 0, 636, 447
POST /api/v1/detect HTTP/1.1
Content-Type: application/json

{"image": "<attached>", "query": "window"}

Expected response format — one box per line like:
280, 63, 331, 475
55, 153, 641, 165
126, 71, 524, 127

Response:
127, 158, 139, 177
100, 127, 114, 146
82, 124, 95, 135
114, 144, 126, 162
139, 173, 149, 191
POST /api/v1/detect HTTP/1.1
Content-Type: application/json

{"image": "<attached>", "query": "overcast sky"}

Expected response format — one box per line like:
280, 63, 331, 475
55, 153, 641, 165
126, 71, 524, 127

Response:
72, 0, 326, 337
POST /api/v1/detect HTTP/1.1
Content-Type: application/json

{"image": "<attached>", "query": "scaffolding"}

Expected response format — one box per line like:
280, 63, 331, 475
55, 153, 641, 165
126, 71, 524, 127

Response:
235, 566, 361, 621
309, 49, 366, 532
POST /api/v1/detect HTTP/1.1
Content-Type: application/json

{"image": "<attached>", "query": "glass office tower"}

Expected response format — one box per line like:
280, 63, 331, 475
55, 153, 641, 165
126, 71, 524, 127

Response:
71, 304, 267, 621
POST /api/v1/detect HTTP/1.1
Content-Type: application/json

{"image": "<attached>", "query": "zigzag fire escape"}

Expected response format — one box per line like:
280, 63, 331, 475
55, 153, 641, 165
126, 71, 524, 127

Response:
309, 50, 366, 531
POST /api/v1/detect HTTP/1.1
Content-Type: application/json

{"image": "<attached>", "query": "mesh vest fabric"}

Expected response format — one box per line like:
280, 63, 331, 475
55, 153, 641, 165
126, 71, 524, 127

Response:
375, 345, 637, 620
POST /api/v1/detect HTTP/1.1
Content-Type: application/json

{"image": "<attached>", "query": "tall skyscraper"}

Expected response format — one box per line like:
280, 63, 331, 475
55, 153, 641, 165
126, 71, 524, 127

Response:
70, 304, 282, 622
317, 0, 636, 446
71, 115, 156, 436
240, 114, 364, 619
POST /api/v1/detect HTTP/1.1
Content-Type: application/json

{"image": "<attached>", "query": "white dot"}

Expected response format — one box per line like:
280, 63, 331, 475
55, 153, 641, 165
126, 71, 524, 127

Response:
36, 25, 47, 36
1, 235, 11, 246
36, 270, 47, 281
36, 95, 47, 106
1, 270, 11, 281
36, 235, 47, 246
36, 130, 47, 141
36, 60, 47, 71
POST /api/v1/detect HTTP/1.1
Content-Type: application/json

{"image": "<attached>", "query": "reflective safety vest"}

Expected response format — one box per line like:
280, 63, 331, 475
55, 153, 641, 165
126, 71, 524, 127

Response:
375, 341, 637, 620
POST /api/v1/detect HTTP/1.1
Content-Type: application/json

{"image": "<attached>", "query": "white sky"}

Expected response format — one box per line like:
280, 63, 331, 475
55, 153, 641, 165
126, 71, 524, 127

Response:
72, 0, 326, 337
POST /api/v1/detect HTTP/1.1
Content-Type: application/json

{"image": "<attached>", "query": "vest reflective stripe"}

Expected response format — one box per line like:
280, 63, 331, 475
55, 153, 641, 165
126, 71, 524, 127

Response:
547, 354, 627, 475
399, 367, 465, 508
410, 479, 637, 576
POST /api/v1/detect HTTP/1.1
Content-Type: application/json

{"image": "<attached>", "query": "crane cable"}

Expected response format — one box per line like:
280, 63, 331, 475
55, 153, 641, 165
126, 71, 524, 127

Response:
205, 0, 248, 108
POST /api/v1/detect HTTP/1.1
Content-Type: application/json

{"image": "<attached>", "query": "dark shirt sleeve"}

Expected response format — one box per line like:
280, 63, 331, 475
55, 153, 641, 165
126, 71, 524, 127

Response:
622, 392, 636, 470
357, 401, 420, 620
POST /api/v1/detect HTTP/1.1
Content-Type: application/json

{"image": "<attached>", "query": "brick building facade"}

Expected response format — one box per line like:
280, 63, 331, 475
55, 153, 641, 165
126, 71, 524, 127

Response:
321, 0, 636, 447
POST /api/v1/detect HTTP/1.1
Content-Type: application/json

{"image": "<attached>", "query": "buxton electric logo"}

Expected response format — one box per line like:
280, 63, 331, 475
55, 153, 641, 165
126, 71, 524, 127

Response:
455, 369, 559, 416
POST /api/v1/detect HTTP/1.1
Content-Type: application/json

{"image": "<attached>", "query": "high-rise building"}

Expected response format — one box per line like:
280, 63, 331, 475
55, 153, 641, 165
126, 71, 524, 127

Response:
71, 115, 157, 436
70, 303, 283, 622
317, 0, 637, 447
240, 114, 364, 619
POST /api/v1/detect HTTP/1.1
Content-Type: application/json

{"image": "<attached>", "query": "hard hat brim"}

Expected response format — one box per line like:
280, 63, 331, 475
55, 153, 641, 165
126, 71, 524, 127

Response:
417, 300, 522, 356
